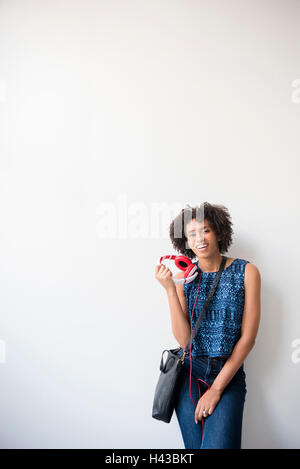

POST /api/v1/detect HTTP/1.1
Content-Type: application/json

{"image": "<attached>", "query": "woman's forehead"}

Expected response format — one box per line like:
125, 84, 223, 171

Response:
186, 219, 210, 230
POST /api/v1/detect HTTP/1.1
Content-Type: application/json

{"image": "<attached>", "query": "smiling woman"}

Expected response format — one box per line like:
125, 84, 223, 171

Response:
155, 202, 261, 449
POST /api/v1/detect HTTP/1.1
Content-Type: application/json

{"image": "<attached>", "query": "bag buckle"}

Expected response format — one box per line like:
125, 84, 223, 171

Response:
177, 350, 186, 364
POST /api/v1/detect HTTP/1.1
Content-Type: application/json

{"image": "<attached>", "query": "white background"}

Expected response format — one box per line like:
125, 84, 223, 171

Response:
0, 0, 299, 449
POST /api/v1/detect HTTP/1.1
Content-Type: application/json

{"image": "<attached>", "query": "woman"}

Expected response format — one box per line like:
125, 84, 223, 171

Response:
155, 202, 261, 449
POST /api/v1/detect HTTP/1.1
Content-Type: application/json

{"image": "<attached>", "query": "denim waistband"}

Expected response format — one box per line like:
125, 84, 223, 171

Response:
205, 356, 228, 362
193, 356, 228, 365
178, 349, 228, 362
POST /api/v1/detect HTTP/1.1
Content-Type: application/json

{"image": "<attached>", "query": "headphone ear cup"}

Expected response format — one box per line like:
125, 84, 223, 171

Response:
174, 255, 192, 271
183, 264, 195, 279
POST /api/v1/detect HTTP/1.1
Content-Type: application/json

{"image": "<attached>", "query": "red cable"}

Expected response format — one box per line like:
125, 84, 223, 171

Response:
188, 272, 210, 441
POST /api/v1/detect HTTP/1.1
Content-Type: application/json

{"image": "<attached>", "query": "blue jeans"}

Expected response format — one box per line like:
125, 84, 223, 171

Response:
173, 349, 247, 449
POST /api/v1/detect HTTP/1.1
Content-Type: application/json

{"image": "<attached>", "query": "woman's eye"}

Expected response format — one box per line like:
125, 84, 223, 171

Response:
188, 230, 209, 237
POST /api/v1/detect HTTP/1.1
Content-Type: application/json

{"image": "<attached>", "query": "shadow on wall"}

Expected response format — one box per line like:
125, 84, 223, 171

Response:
243, 280, 283, 449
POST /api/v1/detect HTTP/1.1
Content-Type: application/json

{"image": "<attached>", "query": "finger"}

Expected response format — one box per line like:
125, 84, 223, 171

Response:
157, 265, 165, 276
200, 406, 208, 419
155, 265, 165, 277
208, 407, 213, 415
161, 267, 171, 277
197, 406, 203, 422
195, 404, 201, 424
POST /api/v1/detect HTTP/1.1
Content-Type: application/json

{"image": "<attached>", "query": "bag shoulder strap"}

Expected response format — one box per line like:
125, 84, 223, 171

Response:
184, 255, 227, 354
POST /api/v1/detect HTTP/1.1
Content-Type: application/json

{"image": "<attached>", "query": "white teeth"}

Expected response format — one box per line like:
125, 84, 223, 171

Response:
196, 244, 208, 249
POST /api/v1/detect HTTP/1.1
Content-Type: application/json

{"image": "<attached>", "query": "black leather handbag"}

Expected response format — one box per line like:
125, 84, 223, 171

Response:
152, 255, 227, 423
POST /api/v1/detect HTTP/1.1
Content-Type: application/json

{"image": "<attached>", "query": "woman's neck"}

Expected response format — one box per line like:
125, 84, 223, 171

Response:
196, 253, 225, 273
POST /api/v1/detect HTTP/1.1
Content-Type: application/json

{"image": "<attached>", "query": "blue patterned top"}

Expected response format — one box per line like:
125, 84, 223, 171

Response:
183, 258, 250, 357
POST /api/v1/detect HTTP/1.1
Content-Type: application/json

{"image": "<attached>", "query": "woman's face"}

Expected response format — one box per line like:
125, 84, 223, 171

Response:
185, 218, 221, 257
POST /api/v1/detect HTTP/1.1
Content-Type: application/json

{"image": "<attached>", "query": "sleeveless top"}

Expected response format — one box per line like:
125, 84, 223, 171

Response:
183, 257, 250, 357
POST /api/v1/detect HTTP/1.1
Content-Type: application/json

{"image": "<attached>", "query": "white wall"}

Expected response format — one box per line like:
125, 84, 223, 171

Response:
0, 0, 299, 449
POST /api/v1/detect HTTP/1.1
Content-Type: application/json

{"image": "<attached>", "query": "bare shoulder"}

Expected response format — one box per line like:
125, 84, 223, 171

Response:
244, 262, 261, 288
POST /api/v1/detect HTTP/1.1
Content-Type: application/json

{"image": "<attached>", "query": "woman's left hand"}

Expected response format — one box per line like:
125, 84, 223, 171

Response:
194, 388, 222, 424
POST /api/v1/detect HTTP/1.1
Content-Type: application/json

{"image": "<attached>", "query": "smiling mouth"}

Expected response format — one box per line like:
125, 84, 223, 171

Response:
196, 244, 208, 250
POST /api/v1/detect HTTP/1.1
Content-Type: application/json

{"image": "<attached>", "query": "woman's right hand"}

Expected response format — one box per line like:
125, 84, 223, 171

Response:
155, 264, 176, 292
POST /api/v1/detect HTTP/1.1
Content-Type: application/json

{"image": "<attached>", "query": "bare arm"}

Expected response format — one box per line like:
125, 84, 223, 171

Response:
155, 265, 191, 347
210, 262, 261, 393
168, 272, 191, 347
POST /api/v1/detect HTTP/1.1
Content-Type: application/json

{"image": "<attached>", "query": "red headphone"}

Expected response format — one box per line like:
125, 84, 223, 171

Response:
159, 255, 199, 285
